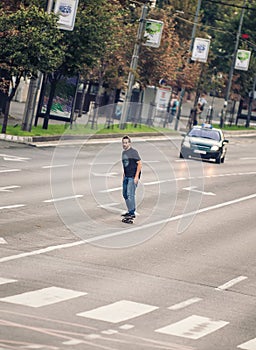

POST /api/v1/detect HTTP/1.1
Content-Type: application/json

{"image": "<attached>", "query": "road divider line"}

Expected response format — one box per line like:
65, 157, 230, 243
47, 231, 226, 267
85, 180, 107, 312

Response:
168, 298, 202, 310
1, 193, 256, 263
0, 169, 21, 173
42, 164, 68, 169
43, 195, 83, 203
215, 276, 248, 291
0, 204, 25, 210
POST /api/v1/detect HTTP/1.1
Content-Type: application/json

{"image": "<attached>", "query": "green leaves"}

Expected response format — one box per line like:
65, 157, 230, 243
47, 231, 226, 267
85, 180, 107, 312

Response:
0, 5, 64, 77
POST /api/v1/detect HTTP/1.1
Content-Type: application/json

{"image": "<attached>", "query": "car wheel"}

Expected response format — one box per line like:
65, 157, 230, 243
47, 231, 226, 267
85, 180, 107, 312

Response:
216, 154, 222, 164
221, 156, 225, 163
179, 152, 184, 159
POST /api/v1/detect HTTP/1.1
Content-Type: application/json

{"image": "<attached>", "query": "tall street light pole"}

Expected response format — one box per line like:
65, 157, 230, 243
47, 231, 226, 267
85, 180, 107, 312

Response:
119, 2, 148, 130
224, 0, 246, 108
21, 0, 54, 131
175, 0, 202, 130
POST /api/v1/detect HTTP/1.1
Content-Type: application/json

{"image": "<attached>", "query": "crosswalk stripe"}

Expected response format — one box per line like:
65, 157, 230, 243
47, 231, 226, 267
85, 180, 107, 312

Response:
238, 338, 256, 350
155, 315, 229, 340
0, 286, 86, 308
77, 300, 158, 324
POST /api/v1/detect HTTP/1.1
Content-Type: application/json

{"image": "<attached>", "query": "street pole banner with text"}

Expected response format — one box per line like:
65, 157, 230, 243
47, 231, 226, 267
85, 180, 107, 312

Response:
144, 19, 164, 48
235, 49, 251, 71
54, 0, 79, 31
191, 37, 210, 63
155, 87, 171, 110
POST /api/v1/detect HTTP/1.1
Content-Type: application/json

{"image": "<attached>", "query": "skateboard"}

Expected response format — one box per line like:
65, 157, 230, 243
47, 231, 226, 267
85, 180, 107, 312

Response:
121, 216, 134, 224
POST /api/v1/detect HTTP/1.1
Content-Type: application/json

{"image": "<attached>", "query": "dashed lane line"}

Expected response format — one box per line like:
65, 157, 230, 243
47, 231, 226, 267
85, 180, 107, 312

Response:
0, 192, 256, 263
215, 276, 248, 291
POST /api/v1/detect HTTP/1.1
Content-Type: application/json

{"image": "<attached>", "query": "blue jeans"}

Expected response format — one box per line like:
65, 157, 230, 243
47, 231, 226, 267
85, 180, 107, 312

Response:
122, 177, 137, 215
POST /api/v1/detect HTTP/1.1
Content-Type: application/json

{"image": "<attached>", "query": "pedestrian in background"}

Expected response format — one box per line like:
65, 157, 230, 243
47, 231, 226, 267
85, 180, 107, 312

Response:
121, 135, 142, 220
168, 93, 179, 124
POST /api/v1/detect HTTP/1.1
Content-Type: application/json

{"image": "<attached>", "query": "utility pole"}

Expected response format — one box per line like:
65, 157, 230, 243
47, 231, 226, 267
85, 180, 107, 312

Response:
119, 2, 148, 130
175, 0, 202, 130
224, 0, 246, 106
21, 0, 54, 131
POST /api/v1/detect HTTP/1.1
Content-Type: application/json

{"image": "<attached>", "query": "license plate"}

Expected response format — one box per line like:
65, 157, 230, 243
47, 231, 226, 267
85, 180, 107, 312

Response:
194, 149, 206, 154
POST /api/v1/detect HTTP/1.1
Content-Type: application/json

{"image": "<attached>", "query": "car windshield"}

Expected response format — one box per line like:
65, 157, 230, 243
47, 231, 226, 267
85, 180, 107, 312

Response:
188, 128, 221, 141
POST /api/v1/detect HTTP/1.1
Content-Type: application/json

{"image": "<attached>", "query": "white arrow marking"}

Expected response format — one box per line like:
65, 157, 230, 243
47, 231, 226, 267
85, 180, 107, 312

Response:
0, 238, 8, 244
183, 186, 216, 196
98, 202, 123, 213
92, 172, 118, 177
0, 153, 30, 162
0, 185, 20, 192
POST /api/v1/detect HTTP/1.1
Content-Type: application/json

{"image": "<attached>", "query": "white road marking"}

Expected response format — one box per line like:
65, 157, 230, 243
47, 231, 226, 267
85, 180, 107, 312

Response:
77, 300, 158, 323
0, 153, 30, 162
62, 339, 84, 345
99, 172, 256, 192
168, 297, 202, 310
183, 186, 216, 196
91, 172, 118, 177
240, 157, 256, 160
98, 202, 123, 213
100, 187, 122, 193
0, 185, 20, 192
238, 338, 256, 350
0, 277, 17, 285
155, 315, 229, 339
1, 192, 256, 263
0, 204, 25, 210
0, 286, 87, 308
43, 195, 83, 203
42, 164, 68, 169
101, 329, 118, 335
0, 169, 21, 173
119, 324, 134, 330
0, 238, 8, 244
215, 276, 248, 291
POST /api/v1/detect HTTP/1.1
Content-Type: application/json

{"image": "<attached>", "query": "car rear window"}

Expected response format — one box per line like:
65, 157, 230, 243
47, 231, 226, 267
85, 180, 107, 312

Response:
189, 128, 221, 141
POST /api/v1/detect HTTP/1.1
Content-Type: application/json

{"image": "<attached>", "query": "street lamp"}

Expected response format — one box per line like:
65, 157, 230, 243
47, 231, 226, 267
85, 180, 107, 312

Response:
119, 1, 148, 129
174, 0, 202, 130
221, 0, 246, 127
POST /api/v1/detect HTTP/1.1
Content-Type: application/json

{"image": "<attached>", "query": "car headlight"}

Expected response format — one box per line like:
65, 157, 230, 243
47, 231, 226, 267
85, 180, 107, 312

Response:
211, 145, 219, 151
183, 140, 190, 148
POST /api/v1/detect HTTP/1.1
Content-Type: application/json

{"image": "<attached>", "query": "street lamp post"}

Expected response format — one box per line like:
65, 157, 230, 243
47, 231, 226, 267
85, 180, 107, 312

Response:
119, 2, 148, 130
221, 0, 246, 127
174, 0, 202, 130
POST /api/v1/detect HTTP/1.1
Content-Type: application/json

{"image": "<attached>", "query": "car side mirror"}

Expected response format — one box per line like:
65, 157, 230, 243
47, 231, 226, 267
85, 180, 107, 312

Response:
223, 139, 229, 143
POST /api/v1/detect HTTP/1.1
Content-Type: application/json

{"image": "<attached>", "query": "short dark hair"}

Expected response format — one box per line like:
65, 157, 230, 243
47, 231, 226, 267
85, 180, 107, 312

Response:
122, 135, 131, 143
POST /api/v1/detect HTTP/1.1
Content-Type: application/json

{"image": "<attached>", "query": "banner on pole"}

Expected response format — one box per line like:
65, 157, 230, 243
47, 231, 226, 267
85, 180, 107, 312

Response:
144, 19, 164, 48
191, 37, 210, 63
235, 49, 251, 71
155, 87, 171, 111
54, 0, 79, 31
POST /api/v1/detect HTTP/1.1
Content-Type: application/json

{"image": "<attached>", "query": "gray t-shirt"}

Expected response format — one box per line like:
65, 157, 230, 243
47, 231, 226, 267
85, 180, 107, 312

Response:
122, 147, 141, 178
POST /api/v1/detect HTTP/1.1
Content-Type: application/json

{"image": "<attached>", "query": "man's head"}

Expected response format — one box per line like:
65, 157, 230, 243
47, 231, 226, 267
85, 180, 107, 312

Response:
122, 135, 131, 151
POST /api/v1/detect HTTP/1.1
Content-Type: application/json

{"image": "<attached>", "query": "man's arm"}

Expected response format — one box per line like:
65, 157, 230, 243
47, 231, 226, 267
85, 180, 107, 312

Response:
134, 160, 142, 184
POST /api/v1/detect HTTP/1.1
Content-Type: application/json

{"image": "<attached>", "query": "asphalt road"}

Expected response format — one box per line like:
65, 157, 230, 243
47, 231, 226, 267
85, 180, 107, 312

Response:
0, 135, 256, 350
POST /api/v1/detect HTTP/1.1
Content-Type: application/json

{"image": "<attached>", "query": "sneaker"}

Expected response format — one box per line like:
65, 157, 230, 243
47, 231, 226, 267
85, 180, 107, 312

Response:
121, 212, 136, 219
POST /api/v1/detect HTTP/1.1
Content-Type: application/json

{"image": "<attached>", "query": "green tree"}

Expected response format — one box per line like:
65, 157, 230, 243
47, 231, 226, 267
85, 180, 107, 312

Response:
0, 4, 64, 133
